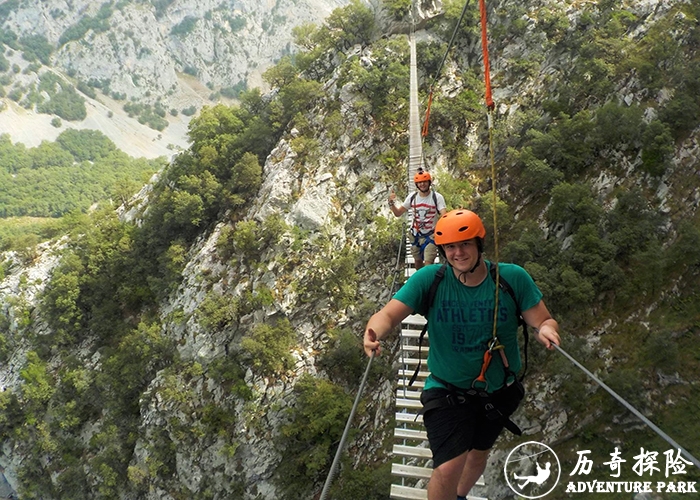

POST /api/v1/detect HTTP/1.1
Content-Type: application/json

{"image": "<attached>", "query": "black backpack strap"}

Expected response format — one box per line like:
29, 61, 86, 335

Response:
408, 263, 447, 386
489, 261, 530, 381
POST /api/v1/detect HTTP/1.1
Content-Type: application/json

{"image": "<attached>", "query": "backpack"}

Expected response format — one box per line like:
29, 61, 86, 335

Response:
408, 261, 530, 387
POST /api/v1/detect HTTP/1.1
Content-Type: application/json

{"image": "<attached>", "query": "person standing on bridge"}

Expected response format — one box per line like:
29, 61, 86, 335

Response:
388, 168, 447, 269
363, 209, 561, 500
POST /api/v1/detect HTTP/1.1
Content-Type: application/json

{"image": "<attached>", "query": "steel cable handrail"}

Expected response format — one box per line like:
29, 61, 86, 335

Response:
552, 343, 700, 469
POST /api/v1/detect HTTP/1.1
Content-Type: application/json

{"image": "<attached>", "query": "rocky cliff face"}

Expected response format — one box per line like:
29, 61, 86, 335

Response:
4, 0, 350, 99
0, 0, 352, 158
2, 0, 700, 499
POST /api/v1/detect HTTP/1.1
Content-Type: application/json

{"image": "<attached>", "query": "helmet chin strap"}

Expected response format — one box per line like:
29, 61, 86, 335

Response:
456, 252, 483, 283
468, 253, 482, 274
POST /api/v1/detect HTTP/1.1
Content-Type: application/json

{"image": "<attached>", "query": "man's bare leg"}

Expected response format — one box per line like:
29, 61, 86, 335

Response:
427, 452, 468, 500
457, 449, 490, 497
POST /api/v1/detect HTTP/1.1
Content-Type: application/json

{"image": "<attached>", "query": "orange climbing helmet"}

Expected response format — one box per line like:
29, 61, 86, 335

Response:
414, 168, 431, 183
434, 209, 486, 245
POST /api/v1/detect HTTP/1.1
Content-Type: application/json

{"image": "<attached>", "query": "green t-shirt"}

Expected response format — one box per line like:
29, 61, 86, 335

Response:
393, 260, 543, 392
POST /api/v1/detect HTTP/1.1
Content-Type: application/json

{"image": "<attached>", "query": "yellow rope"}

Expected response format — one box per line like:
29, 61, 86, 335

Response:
488, 109, 501, 342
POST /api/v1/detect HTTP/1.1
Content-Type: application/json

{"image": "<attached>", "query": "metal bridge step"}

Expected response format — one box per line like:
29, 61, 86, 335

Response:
397, 358, 423, 367
391, 463, 432, 480
393, 444, 432, 459
401, 328, 428, 339
396, 398, 422, 410
397, 378, 425, 388
391, 464, 487, 488
399, 344, 430, 353
395, 389, 421, 400
394, 427, 428, 440
390, 484, 487, 500
398, 369, 430, 379
403, 314, 426, 326
390, 484, 428, 500
395, 412, 423, 424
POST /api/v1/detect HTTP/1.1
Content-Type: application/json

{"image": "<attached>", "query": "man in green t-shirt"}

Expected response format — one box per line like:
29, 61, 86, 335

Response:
363, 209, 561, 500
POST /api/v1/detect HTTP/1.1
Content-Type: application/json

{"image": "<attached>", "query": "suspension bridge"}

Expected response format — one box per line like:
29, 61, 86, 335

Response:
388, 29, 488, 500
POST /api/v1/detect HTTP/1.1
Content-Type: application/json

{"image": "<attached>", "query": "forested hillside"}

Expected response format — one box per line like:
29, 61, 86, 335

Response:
1, 0, 699, 499
0, 130, 164, 252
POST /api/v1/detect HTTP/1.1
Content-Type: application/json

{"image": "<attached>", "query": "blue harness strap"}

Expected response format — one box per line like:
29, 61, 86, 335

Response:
413, 232, 435, 260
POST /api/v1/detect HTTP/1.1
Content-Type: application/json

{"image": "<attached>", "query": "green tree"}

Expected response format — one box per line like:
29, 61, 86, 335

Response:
277, 374, 355, 496
383, 0, 411, 19
324, 0, 375, 52
240, 318, 296, 376
640, 120, 674, 177
606, 189, 663, 262
546, 182, 603, 232
19, 34, 53, 64
56, 129, 117, 161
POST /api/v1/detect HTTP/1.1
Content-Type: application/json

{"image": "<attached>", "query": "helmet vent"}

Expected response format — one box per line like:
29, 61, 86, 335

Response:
458, 225, 470, 233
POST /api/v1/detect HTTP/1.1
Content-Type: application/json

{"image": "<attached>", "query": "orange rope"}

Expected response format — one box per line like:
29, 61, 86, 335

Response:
422, 90, 434, 137
478, 0, 494, 110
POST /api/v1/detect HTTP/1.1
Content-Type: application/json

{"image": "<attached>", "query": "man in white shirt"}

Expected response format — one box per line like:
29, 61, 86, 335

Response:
388, 168, 447, 269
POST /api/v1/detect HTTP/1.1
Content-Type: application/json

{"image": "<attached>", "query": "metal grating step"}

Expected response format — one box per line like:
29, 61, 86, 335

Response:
395, 412, 423, 424
393, 444, 432, 459
394, 427, 428, 440
390, 484, 487, 500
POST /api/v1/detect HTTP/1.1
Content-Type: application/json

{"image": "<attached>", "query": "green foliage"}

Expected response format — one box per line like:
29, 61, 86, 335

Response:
317, 329, 367, 387
442, 0, 480, 39
170, 16, 198, 37
339, 37, 409, 133
434, 170, 475, 209
226, 15, 246, 32
526, 111, 596, 177
100, 321, 177, 413
416, 40, 447, 82
208, 355, 252, 400
323, 0, 375, 52
509, 146, 564, 197
659, 91, 700, 139
19, 34, 53, 64
0, 132, 160, 218
640, 120, 674, 177
58, 3, 112, 46
123, 101, 169, 131
0, 0, 19, 24
240, 318, 296, 376
151, 0, 175, 17
56, 128, 117, 161
181, 104, 197, 116
330, 460, 392, 499
593, 102, 644, 150
605, 189, 663, 262
546, 182, 603, 232
19, 351, 55, 418
0, 388, 22, 440
383, 0, 411, 20
277, 374, 355, 496
34, 73, 87, 121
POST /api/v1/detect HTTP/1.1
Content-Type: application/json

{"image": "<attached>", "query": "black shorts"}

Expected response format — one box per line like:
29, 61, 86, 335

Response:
420, 382, 524, 468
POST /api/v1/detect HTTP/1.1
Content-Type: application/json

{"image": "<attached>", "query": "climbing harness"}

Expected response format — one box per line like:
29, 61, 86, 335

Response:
421, 373, 524, 437
409, 190, 440, 260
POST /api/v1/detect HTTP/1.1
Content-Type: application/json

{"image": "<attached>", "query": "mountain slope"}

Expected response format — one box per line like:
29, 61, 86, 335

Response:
0, 0, 352, 158
1, 0, 700, 499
